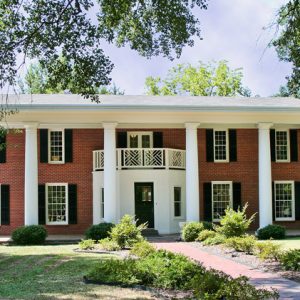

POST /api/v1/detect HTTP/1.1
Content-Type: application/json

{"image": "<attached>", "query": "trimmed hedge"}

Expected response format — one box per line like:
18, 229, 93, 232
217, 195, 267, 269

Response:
12, 225, 47, 245
85, 223, 114, 241
256, 225, 286, 240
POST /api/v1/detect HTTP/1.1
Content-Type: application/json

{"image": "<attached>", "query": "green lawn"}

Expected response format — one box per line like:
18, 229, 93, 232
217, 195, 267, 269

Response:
0, 244, 156, 300
267, 237, 300, 251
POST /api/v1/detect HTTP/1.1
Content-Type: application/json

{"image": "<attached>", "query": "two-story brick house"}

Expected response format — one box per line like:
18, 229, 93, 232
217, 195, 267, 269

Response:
0, 94, 300, 235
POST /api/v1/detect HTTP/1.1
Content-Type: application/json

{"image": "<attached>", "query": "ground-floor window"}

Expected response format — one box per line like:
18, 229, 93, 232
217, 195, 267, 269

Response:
275, 181, 295, 221
212, 181, 232, 221
46, 183, 68, 225
174, 187, 182, 217
101, 188, 104, 219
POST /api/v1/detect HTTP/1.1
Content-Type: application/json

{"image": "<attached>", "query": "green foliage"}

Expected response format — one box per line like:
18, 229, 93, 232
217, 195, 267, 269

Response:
182, 222, 204, 242
255, 242, 282, 261
11, 225, 47, 245
130, 240, 156, 258
99, 238, 121, 251
203, 234, 226, 246
197, 230, 216, 242
225, 236, 257, 254
202, 221, 214, 231
256, 225, 286, 240
79, 239, 95, 250
109, 215, 146, 249
145, 61, 251, 96
279, 249, 300, 271
218, 204, 256, 238
85, 222, 114, 241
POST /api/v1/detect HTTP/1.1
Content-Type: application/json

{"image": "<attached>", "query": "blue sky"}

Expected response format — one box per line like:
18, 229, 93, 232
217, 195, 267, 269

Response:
102, 0, 292, 96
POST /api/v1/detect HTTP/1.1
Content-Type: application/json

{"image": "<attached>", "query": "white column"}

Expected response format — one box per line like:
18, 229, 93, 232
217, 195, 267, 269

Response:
24, 123, 39, 225
185, 123, 200, 222
258, 123, 273, 228
103, 122, 118, 223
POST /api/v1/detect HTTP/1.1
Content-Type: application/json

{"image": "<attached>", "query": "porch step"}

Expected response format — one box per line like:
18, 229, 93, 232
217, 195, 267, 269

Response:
142, 228, 159, 237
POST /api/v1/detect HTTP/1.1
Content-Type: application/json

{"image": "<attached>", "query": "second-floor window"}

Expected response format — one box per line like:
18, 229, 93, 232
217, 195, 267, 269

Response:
275, 130, 290, 162
128, 132, 153, 148
214, 130, 228, 162
49, 130, 64, 163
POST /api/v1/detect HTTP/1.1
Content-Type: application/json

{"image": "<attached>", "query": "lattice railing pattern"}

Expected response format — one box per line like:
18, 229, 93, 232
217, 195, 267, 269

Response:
93, 150, 104, 170
168, 149, 186, 169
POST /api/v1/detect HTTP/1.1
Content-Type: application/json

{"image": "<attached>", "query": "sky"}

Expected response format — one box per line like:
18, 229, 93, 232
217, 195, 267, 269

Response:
101, 0, 292, 96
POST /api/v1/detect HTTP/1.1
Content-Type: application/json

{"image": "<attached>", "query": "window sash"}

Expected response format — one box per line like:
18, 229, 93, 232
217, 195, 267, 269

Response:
48, 130, 65, 163
127, 132, 153, 148
275, 181, 295, 221
212, 181, 232, 221
174, 187, 182, 217
275, 130, 290, 162
214, 130, 228, 162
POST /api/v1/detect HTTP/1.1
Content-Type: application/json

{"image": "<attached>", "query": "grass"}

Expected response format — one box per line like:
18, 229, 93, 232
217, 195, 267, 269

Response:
0, 244, 156, 300
267, 237, 300, 251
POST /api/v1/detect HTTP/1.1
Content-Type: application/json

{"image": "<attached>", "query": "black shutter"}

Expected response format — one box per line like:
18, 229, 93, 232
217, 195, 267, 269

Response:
117, 132, 127, 148
272, 182, 275, 222
270, 129, 275, 162
40, 129, 48, 163
295, 182, 300, 220
290, 129, 298, 162
206, 129, 214, 162
65, 129, 73, 163
232, 182, 242, 211
1, 185, 10, 225
153, 132, 163, 148
68, 184, 77, 224
229, 129, 237, 162
38, 185, 46, 225
0, 133, 6, 163
203, 182, 212, 222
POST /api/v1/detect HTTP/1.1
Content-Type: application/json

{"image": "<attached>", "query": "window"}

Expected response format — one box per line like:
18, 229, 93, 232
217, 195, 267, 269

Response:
214, 130, 228, 162
101, 188, 104, 219
275, 130, 290, 162
174, 187, 182, 217
128, 132, 153, 148
49, 130, 64, 163
275, 181, 295, 221
46, 184, 68, 225
212, 182, 232, 221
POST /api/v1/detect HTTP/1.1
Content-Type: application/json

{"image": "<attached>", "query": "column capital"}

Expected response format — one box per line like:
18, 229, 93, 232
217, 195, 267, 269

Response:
24, 122, 39, 129
102, 122, 118, 130
257, 122, 273, 130
185, 122, 200, 130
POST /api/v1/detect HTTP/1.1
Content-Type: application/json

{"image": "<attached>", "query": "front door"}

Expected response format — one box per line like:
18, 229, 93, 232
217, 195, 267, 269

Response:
134, 182, 154, 228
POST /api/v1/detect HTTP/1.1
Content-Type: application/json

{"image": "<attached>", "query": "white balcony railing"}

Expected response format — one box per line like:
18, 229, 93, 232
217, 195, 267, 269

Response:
93, 148, 186, 171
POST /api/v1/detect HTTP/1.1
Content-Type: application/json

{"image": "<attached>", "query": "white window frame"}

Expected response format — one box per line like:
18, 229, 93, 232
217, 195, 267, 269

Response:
127, 131, 153, 148
212, 181, 233, 222
274, 180, 295, 221
275, 130, 290, 163
46, 183, 68, 225
213, 129, 229, 163
48, 129, 65, 164
173, 186, 183, 219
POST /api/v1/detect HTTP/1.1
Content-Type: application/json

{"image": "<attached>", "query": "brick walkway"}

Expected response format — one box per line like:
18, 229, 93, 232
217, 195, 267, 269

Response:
154, 242, 300, 300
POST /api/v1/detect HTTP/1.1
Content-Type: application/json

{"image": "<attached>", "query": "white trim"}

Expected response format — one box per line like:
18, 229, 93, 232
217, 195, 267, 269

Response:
46, 183, 68, 225
213, 129, 229, 163
127, 131, 153, 148
275, 129, 290, 163
212, 181, 233, 222
274, 180, 295, 221
48, 129, 65, 164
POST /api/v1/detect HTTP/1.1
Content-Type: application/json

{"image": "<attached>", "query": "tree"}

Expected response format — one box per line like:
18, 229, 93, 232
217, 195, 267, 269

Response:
0, 0, 209, 102
272, 0, 300, 98
145, 61, 251, 97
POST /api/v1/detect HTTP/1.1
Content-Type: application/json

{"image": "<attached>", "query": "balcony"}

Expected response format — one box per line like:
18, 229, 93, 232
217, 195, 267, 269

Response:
93, 148, 186, 171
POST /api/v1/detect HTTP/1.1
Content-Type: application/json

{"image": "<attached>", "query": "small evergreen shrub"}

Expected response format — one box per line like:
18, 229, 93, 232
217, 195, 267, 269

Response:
256, 225, 286, 240
279, 249, 300, 271
203, 234, 226, 246
224, 235, 257, 254
130, 240, 156, 258
182, 222, 204, 242
85, 222, 114, 240
11, 225, 47, 245
196, 230, 216, 242
79, 239, 95, 250
202, 221, 214, 231
99, 238, 121, 251
255, 242, 282, 260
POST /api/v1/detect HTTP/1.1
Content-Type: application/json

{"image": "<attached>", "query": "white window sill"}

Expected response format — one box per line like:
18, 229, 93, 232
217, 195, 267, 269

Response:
46, 222, 68, 225
275, 218, 295, 222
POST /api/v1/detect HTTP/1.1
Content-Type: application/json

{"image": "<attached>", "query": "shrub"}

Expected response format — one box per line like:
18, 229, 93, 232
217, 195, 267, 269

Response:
130, 240, 156, 258
79, 239, 95, 250
182, 222, 204, 242
202, 221, 214, 231
197, 230, 216, 242
11, 225, 47, 245
99, 238, 121, 251
218, 204, 256, 238
279, 249, 300, 271
85, 222, 114, 240
256, 225, 286, 240
110, 215, 146, 249
225, 235, 257, 254
255, 242, 282, 260
203, 234, 226, 246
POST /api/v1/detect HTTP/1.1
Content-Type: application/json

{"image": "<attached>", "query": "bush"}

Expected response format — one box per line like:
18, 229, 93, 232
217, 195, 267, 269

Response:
196, 230, 216, 242
182, 222, 204, 242
110, 215, 146, 249
202, 221, 214, 231
255, 242, 282, 260
130, 240, 156, 258
79, 239, 95, 250
225, 235, 257, 254
218, 204, 256, 238
279, 249, 300, 271
256, 225, 286, 240
85, 222, 114, 240
99, 238, 121, 251
12, 225, 47, 245
203, 234, 226, 246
